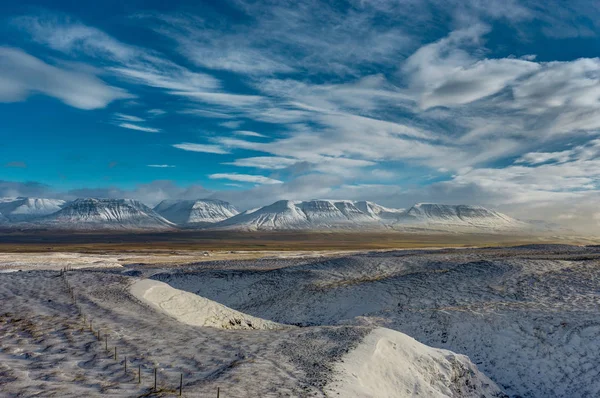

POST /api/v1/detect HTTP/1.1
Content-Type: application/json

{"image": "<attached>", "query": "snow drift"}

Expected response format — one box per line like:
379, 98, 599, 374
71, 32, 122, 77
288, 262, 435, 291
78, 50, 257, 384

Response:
326, 327, 505, 398
130, 279, 286, 330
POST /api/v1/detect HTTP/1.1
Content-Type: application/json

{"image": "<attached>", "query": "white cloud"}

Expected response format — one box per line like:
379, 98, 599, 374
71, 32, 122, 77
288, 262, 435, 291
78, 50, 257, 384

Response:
16, 15, 221, 97
219, 120, 243, 129
171, 91, 264, 107
118, 123, 160, 133
147, 164, 176, 168
225, 157, 298, 170
0, 47, 131, 109
114, 113, 144, 122
147, 109, 166, 116
152, 2, 412, 76
402, 24, 540, 109
172, 143, 229, 154
209, 173, 283, 185
235, 130, 267, 138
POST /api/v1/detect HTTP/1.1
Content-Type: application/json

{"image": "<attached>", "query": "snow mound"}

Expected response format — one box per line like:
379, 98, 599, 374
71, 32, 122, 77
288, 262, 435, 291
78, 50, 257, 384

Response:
0, 197, 66, 222
326, 327, 504, 398
154, 199, 238, 225
130, 279, 287, 330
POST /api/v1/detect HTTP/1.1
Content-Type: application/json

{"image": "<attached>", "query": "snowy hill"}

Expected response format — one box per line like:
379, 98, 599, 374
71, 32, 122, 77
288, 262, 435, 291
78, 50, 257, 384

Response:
213, 199, 527, 232
214, 199, 391, 230
34, 198, 175, 230
154, 199, 238, 226
393, 203, 527, 232
0, 197, 66, 222
326, 327, 504, 398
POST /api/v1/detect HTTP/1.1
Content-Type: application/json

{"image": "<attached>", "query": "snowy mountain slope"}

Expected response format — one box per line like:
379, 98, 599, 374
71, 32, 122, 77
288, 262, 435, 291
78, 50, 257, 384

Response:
393, 203, 528, 231
154, 199, 238, 225
326, 327, 504, 398
34, 198, 175, 230
214, 199, 392, 230
213, 199, 528, 232
0, 197, 66, 222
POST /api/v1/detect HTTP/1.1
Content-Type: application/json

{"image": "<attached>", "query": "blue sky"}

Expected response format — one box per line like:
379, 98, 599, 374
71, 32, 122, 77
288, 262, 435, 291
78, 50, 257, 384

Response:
1, 0, 600, 227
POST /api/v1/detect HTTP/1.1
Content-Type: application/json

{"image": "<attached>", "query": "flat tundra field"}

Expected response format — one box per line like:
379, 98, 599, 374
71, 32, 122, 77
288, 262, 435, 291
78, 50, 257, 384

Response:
1, 242, 599, 397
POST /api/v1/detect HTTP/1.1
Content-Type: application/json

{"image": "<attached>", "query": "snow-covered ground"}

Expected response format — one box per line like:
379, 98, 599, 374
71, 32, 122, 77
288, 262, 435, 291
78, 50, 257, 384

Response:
1, 244, 598, 396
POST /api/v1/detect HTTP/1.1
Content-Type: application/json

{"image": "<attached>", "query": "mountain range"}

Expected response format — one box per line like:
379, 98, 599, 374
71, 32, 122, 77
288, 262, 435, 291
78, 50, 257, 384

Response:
0, 196, 536, 233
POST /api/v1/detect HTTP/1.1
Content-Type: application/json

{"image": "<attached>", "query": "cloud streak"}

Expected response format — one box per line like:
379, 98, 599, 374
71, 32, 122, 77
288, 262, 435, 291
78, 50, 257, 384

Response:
0, 47, 131, 109
172, 143, 229, 154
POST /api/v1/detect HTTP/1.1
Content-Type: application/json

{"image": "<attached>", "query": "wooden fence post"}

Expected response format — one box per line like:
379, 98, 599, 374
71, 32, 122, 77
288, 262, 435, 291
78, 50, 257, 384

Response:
154, 367, 157, 392
179, 373, 183, 396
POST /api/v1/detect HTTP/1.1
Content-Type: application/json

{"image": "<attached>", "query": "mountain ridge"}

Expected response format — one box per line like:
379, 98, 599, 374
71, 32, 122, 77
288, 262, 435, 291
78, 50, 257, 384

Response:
32, 198, 175, 230
0, 196, 537, 233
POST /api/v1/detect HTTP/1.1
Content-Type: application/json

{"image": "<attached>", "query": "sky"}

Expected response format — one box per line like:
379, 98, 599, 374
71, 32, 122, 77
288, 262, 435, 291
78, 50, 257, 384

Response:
1, 0, 600, 231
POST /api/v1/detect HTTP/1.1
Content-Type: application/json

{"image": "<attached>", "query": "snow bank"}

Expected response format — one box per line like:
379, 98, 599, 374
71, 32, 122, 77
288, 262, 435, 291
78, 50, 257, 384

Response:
326, 327, 504, 398
130, 279, 287, 330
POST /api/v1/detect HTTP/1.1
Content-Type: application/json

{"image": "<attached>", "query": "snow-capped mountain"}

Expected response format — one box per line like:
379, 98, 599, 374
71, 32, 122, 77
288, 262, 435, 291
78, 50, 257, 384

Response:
215, 199, 398, 230
393, 203, 527, 231
34, 198, 175, 230
154, 199, 239, 226
214, 200, 529, 232
0, 197, 66, 222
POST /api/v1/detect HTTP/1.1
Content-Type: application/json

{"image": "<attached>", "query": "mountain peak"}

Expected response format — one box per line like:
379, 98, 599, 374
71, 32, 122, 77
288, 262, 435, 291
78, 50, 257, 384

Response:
154, 199, 238, 225
36, 197, 174, 230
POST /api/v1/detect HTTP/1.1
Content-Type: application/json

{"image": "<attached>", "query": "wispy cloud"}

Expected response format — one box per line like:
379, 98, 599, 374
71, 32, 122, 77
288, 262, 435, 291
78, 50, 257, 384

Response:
172, 143, 229, 154
118, 123, 160, 133
234, 130, 267, 138
147, 164, 176, 168
225, 156, 297, 170
219, 120, 243, 129
114, 113, 144, 122
147, 109, 166, 116
209, 173, 283, 185
0, 47, 132, 109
